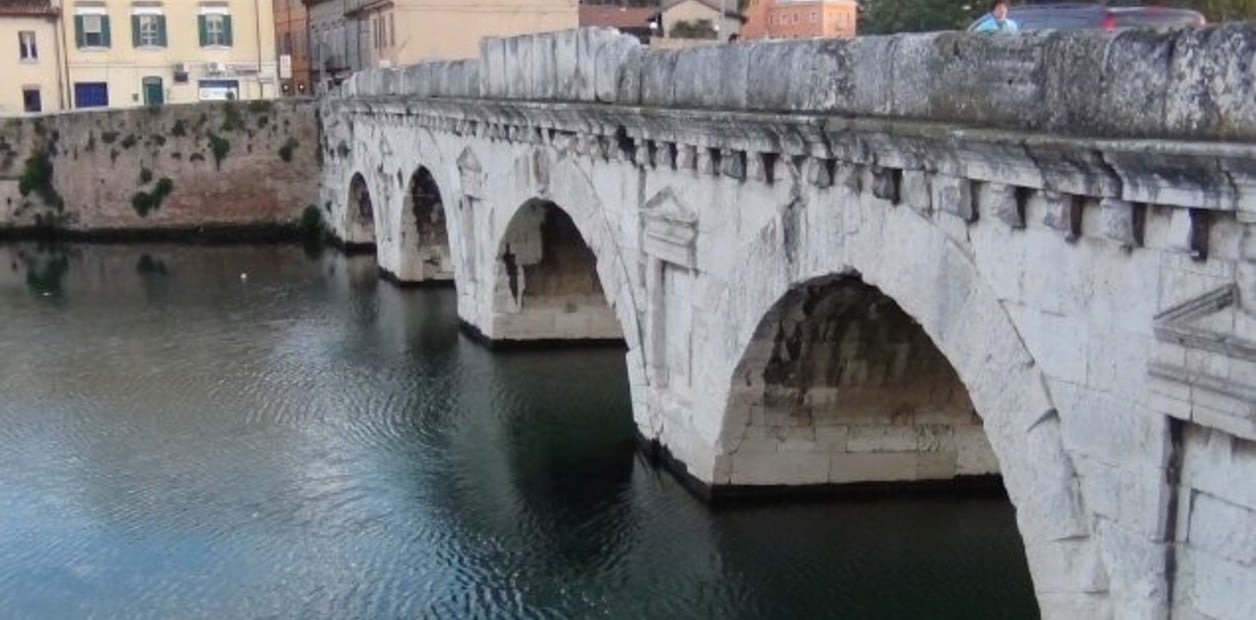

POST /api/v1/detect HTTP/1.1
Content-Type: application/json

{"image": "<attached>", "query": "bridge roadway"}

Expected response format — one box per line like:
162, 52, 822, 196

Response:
320, 26, 1256, 620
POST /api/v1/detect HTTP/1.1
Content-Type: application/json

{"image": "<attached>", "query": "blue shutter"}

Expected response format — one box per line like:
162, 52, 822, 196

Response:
157, 16, 167, 47
131, 15, 140, 47
100, 16, 111, 48
74, 15, 85, 48
198, 15, 208, 46
222, 16, 233, 46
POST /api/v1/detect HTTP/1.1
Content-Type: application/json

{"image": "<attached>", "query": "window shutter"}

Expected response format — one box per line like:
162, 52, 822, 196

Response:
101, 16, 111, 47
223, 16, 233, 46
157, 16, 167, 47
198, 15, 207, 46
74, 15, 85, 48
131, 15, 140, 47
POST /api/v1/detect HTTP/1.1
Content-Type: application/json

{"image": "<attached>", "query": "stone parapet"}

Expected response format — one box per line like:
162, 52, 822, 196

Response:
336, 25, 1256, 143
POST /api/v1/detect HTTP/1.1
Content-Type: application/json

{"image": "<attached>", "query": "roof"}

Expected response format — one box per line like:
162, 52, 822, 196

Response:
579, 5, 658, 29
0, 0, 56, 17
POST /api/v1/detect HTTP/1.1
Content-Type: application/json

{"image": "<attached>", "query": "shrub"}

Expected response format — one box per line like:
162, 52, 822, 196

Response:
278, 137, 299, 162
17, 149, 63, 209
171, 119, 187, 137
120, 134, 138, 149
207, 132, 230, 169
131, 191, 155, 216
139, 167, 153, 184
101, 131, 120, 144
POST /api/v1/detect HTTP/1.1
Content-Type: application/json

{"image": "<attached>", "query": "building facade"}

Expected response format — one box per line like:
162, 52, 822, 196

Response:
274, 0, 310, 95
60, 0, 278, 110
0, 0, 64, 115
741, 0, 856, 40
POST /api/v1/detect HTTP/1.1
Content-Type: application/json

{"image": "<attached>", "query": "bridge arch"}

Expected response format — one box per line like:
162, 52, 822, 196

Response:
345, 171, 376, 246
391, 165, 454, 283
707, 194, 1105, 614
490, 199, 623, 343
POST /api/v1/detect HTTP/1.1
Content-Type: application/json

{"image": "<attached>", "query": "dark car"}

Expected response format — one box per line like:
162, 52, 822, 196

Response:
967, 3, 1206, 32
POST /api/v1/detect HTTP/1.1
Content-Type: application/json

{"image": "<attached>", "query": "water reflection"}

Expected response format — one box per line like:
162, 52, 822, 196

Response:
0, 242, 1037, 619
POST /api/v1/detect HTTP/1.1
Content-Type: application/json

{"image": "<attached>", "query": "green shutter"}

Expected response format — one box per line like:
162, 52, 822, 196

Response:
157, 16, 167, 47
74, 15, 85, 48
100, 16, 111, 48
198, 15, 208, 46
222, 16, 233, 46
131, 15, 140, 47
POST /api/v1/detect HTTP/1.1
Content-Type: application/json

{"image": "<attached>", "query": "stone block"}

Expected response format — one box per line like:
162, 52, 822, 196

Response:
1097, 28, 1177, 138
672, 45, 750, 110
1022, 538, 1111, 596
1040, 29, 1111, 137
730, 451, 829, 485
478, 36, 506, 98
551, 29, 580, 101
922, 32, 1049, 130
1178, 546, 1256, 620
914, 451, 957, 480
901, 169, 931, 215
933, 174, 974, 222
1040, 190, 1082, 241
980, 181, 1023, 228
638, 50, 679, 108
846, 425, 918, 453
594, 30, 643, 105
530, 34, 558, 101
1165, 24, 1256, 141
828, 452, 918, 483
745, 40, 803, 111
1188, 491, 1256, 567
1101, 198, 1141, 248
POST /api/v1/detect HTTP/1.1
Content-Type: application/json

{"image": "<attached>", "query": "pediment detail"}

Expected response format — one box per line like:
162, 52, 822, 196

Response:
642, 188, 698, 270
1148, 284, 1256, 440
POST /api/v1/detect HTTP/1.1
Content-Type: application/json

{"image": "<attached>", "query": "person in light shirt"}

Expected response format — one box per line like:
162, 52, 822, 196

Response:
973, 0, 1020, 33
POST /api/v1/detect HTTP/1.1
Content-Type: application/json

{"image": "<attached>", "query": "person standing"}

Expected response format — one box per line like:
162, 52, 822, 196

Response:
974, 0, 1020, 33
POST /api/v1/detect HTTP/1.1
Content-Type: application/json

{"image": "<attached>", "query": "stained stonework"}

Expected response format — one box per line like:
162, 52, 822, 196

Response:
725, 276, 997, 486
0, 100, 318, 235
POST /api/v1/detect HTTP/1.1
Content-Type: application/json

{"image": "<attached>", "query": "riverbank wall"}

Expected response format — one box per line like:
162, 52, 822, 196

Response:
0, 100, 320, 239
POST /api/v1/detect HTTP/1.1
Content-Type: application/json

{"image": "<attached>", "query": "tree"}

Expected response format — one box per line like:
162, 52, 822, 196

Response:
858, 0, 982, 34
670, 19, 719, 39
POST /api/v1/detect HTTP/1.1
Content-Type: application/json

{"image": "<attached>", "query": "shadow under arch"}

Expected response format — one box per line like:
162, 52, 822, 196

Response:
485, 199, 624, 346
345, 172, 376, 248
721, 273, 1001, 491
387, 165, 455, 285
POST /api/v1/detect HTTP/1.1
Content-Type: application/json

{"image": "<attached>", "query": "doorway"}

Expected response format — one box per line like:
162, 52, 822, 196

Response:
142, 76, 164, 106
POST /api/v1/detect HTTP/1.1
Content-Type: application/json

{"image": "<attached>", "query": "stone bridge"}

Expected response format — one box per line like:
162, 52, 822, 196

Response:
318, 26, 1256, 620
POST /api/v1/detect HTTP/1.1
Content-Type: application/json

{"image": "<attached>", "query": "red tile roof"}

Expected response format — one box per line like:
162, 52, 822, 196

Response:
579, 5, 658, 29
0, 0, 56, 17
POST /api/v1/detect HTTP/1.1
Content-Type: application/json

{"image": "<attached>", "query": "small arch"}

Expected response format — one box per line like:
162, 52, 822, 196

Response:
723, 274, 999, 488
398, 166, 453, 283
347, 172, 376, 245
490, 199, 623, 343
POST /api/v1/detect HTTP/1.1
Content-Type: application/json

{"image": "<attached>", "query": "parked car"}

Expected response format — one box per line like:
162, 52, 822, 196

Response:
966, 3, 1206, 32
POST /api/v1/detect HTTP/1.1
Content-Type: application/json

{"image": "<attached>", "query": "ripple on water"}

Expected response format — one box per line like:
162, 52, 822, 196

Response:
0, 243, 1038, 619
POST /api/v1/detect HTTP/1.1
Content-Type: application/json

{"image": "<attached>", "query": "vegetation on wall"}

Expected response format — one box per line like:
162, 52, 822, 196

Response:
670, 19, 717, 39
18, 149, 64, 210
171, 119, 187, 137
207, 132, 230, 169
131, 176, 174, 217
278, 138, 299, 162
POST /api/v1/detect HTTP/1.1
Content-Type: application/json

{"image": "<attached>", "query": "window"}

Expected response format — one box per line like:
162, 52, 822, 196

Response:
132, 13, 167, 48
281, 32, 292, 55
810, 10, 818, 23
388, 13, 394, 47
19, 31, 37, 60
74, 82, 109, 108
22, 87, 41, 113
75, 12, 112, 48
199, 10, 233, 47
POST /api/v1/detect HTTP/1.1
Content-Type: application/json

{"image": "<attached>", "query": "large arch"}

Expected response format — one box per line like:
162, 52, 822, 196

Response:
703, 190, 1106, 617
345, 172, 376, 246
489, 199, 623, 343
722, 273, 1000, 488
389, 165, 455, 284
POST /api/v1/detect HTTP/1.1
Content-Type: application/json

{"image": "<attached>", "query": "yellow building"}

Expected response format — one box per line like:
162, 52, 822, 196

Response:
0, 1, 65, 115
351, 0, 578, 67
60, 0, 278, 109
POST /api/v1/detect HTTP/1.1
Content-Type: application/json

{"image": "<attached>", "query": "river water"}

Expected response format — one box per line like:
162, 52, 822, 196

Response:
0, 243, 1037, 619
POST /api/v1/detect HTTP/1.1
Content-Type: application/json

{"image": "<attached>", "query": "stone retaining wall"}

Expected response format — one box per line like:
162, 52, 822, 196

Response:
0, 100, 320, 236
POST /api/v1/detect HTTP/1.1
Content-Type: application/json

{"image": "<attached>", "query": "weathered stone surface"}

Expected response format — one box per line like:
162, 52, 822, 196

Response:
0, 101, 318, 233
319, 28, 1256, 619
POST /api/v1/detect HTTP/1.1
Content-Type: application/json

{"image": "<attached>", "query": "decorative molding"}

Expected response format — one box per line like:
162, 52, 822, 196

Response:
642, 187, 698, 270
